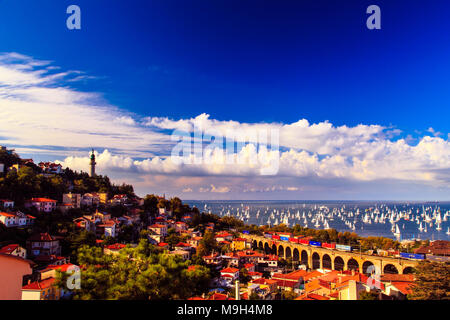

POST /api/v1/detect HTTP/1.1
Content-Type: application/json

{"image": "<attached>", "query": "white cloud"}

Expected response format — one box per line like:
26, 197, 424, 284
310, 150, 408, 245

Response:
0, 52, 449, 197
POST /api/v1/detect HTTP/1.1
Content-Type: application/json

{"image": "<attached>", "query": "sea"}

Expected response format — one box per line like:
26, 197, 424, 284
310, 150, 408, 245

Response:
186, 200, 450, 241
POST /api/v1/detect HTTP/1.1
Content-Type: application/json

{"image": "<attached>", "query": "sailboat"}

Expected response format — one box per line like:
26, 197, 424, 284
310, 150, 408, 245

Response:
418, 222, 424, 233
446, 227, 450, 236
394, 224, 401, 237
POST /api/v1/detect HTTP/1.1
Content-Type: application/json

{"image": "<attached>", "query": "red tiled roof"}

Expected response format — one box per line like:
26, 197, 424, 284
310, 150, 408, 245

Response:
29, 198, 57, 203
43, 263, 76, 273
380, 274, 414, 282
149, 224, 166, 228
175, 242, 190, 247
0, 212, 15, 217
208, 293, 234, 300
221, 267, 239, 273
22, 277, 56, 291
105, 243, 126, 250
303, 270, 324, 281
296, 293, 329, 300
390, 281, 414, 295
0, 244, 19, 254
272, 269, 307, 281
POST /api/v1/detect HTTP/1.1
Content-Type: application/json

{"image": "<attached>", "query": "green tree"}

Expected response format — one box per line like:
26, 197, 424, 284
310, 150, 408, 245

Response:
409, 261, 450, 300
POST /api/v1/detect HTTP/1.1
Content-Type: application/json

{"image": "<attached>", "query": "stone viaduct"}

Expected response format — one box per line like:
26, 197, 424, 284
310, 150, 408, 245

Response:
242, 234, 419, 275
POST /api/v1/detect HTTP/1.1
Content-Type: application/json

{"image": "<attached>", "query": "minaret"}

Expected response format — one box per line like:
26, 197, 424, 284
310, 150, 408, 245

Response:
89, 149, 96, 177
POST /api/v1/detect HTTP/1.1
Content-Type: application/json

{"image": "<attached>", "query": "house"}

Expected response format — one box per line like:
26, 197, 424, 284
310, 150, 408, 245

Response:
231, 238, 249, 251
169, 250, 190, 261
384, 281, 413, 299
415, 240, 450, 257
247, 283, 272, 300
73, 216, 96, 233
0, 254, 33, 300
380, 274, 415, 299
81, 193, 108, 206
335, 279, 368, 300
22, 277, 60, 300
244, 263, 255, 273
175, 221, 188, 233
26, 233, 61, 258
104, 243, 126, 255
272, 269, 307, 292
0, 199, 14, 209
220, 267, 240, 284
0, 212, 18, 227
40, 263, 77, 281
25, 198, 57, 213
38, 162, 62, 174
96, 220, 117, 238
174, 242, 192, 252
248, 271, 263, 280
249, 278, 278, 294
203, 252, 223, 268
0, 211, 35, 228
0, 244, 27, 259
148, 234, 164, 245
157, 242, 169, 250
148, 224, 168, 237
62, 193, 81, 208
187, 236, 203, 248
215, 232, 233, 242
110, 194, 129, 205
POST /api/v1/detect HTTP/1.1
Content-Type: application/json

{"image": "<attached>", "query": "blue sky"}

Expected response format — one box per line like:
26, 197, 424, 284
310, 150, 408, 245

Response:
0, 1, 449, 200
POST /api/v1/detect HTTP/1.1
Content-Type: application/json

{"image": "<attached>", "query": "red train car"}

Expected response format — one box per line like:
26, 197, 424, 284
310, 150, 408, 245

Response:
299, 239, 309, 245
290, 238, 299, 244
322, 242, 336, 249
272, 235, 280, 240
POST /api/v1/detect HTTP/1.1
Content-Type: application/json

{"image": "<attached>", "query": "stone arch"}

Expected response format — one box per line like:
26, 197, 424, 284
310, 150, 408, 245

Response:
252, 240, 258, 250
285, 246, 292, 259
293, 248, 300, 261
322, 254, 332, 270
347, 258, 359, 271
301, 250, 309, 267
312, 252, 321, 269
271, 244, 277, 255
403, 266, 415, 274
362, 261, 375, 275
334, 256, 345, 271
383, 264, 399, 274
278, 245, 284, 257
258, 241, 264, 250
264, 242, 271, 254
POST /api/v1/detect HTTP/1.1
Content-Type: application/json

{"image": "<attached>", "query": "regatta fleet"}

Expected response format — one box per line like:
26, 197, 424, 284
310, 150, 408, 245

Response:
192, 201, 450, 240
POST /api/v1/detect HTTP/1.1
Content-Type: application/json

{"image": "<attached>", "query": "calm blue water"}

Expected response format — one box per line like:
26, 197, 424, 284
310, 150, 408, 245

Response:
186, 200, 450, 241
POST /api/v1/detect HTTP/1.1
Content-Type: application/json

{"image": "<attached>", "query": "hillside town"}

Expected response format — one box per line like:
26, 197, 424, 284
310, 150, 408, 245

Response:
0, 146, 449, 300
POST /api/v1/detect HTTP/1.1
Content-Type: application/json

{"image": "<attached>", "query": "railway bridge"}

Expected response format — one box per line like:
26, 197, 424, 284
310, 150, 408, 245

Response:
241, 234, 419, 275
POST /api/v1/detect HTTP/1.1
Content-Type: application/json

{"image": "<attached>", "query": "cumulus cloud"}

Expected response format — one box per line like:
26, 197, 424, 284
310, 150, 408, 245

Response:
0, 52, 170, 158
1, 52, 449, 197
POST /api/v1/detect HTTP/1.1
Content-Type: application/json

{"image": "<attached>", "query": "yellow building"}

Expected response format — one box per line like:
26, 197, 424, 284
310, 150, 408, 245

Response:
231, 238, 248, 251
21, 278, 61, 300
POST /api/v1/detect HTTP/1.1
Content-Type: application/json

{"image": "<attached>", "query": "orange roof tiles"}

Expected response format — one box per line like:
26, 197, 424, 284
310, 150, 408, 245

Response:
221, 267, 239, 273
22, 277, 56, 291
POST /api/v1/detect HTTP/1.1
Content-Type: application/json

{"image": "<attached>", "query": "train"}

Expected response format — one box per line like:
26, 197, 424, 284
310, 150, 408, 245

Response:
399, 252, 426, 260
257, 234, 425, 260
